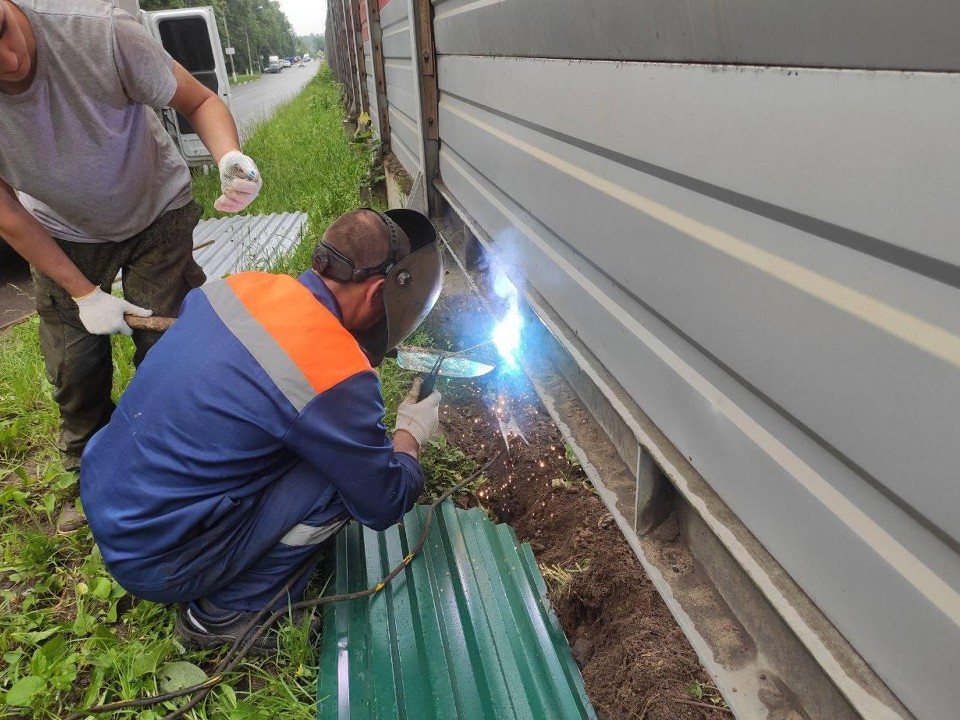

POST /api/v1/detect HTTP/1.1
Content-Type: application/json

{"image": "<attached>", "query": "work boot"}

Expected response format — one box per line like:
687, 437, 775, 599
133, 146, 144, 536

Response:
56, 499, 87, 535
175, 601, 281, 657
56, 452, 85, 535
61, 451, 82, 472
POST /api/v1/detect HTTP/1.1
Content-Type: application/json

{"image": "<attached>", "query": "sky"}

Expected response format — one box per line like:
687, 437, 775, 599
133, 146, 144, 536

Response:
276, 0, 327, 36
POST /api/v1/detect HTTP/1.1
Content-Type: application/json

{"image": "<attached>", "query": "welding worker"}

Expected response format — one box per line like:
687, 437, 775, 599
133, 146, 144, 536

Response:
0, 0, 263, 533
80, 208, 443, 653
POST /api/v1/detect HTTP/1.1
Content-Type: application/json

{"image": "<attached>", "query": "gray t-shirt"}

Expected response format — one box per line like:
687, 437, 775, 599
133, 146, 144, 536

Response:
0, 0, 193, 243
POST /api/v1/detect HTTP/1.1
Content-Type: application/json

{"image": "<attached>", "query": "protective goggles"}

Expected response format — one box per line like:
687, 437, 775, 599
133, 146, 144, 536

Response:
312, 209, 402, 282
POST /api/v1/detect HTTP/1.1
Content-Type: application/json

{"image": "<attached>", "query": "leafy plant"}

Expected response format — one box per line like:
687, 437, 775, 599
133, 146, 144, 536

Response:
563, 442, 581, 470
688, 679, 729, 708
419, 436, 483, 502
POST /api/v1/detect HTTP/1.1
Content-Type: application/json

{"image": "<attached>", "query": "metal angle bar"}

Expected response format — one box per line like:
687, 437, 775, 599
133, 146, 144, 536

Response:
339, 0, 360, 118
409, 0, 441, 214
365, 0, 392, 146
349, 0, 370, 117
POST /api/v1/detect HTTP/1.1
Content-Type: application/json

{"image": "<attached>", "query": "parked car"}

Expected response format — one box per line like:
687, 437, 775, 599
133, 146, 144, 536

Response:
265, 61, 282, 74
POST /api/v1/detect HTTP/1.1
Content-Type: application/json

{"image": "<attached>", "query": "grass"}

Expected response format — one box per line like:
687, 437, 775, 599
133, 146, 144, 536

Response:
539, 560, 591, 598
0, 66, 380, 720
229, 73, 261, 86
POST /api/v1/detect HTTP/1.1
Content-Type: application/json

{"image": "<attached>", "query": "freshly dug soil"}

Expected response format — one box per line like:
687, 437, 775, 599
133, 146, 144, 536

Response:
427, 294, 719, 720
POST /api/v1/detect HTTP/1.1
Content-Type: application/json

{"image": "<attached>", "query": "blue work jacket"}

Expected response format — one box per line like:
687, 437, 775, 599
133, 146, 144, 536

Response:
81, 270, 424, 585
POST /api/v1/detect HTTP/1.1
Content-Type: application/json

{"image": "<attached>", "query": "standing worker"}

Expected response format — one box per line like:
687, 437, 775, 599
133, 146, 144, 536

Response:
81, 208, 443, 653
0, 0, 263, 532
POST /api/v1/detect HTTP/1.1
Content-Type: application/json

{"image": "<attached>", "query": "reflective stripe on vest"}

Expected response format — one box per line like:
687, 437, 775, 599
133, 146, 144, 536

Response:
203, 273, 371, 412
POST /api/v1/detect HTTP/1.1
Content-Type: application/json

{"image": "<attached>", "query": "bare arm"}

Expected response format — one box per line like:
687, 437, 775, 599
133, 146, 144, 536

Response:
0, 178, 95, 297
168, 63, 240, 163
393, 429, 420, 461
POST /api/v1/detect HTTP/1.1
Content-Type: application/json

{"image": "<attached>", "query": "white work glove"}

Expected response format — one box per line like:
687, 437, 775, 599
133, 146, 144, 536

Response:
72, 287, 152, 336
214, 150, 262, 213
395, 377, 441, 446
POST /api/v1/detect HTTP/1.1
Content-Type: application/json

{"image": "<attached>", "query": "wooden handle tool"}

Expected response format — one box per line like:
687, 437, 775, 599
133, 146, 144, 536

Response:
124, 314, 176, 332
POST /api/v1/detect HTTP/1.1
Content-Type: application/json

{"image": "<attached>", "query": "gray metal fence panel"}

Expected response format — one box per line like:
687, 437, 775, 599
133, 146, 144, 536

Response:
437, 53, 960, 720
431, 0, 960, 71
381, 0, 421, 176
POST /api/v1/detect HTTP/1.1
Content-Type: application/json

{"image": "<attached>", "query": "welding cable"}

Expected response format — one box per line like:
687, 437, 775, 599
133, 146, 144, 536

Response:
64, 450, 502, 720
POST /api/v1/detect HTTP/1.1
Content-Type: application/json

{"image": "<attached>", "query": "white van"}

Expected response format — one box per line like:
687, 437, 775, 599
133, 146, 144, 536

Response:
112, 0, 230, 166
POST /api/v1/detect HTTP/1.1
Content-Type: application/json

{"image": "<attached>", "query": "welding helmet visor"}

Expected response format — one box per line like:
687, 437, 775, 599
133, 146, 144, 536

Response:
351, 209, 443, 366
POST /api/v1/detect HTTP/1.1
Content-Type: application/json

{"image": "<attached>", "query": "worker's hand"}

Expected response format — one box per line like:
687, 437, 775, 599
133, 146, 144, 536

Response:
395, 377, 441, 446
214, 150, 262, 213
72, 287, 152, 336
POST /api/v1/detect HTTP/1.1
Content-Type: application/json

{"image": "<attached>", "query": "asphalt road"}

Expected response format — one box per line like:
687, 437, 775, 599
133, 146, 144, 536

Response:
230, 61, 322, 140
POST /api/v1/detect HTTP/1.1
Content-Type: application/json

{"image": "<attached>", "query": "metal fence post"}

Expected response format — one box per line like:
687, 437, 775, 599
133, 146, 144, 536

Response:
348, 0, 370, 118
409, 0, 440, 215
365, 0, 391, 148
337, 0, 360, 119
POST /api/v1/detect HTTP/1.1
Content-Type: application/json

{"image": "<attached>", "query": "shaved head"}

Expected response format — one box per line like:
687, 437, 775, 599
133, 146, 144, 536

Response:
319, 209, 411, 271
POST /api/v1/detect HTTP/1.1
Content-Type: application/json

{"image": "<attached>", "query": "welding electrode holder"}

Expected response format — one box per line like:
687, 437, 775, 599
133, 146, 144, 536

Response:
418, 352, 445, 401
418, 370, 439, 401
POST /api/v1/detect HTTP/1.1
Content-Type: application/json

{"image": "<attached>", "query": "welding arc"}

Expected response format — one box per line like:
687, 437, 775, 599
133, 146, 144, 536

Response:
64, 450, 503, 720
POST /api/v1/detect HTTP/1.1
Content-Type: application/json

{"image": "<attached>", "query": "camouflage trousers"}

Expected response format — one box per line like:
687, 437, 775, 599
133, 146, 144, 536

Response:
31, 201, 206, 465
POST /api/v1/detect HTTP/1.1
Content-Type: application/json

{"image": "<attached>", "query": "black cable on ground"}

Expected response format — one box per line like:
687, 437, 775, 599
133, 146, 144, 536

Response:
64, 450, 501, 720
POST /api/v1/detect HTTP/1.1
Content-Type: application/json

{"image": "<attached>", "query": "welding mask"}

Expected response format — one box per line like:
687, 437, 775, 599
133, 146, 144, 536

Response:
314, 209, 443, 366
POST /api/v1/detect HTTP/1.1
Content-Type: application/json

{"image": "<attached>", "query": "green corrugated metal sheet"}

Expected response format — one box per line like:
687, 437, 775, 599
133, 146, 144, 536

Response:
317, 501, 597, 720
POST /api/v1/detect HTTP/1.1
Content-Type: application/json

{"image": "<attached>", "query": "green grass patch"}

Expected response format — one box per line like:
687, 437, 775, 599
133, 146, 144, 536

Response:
230, 73, 261, 85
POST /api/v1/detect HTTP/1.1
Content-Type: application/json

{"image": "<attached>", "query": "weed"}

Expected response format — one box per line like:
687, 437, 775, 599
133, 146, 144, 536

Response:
688, 680, 729, 708
419, 437, 483, 502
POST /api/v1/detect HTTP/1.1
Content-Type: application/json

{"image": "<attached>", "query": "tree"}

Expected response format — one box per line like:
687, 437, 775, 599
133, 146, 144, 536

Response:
139, 0, 183, 8
300, 33, 325, 54
136, 0, 299, 71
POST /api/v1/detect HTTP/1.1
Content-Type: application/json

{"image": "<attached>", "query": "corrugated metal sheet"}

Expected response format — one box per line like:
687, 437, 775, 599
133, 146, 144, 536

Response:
317, 502, 597, 720
193, 212, 307, 281
430, 0, 960, 71
436, 53, 960, 720
380, 0, 422, 176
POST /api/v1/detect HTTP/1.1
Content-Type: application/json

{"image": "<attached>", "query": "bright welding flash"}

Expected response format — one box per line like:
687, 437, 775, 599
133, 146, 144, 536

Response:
492, 270, 523, 372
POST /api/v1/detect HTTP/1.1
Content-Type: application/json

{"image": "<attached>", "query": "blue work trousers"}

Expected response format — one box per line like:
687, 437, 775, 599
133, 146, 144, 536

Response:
114, 461, 348, 612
